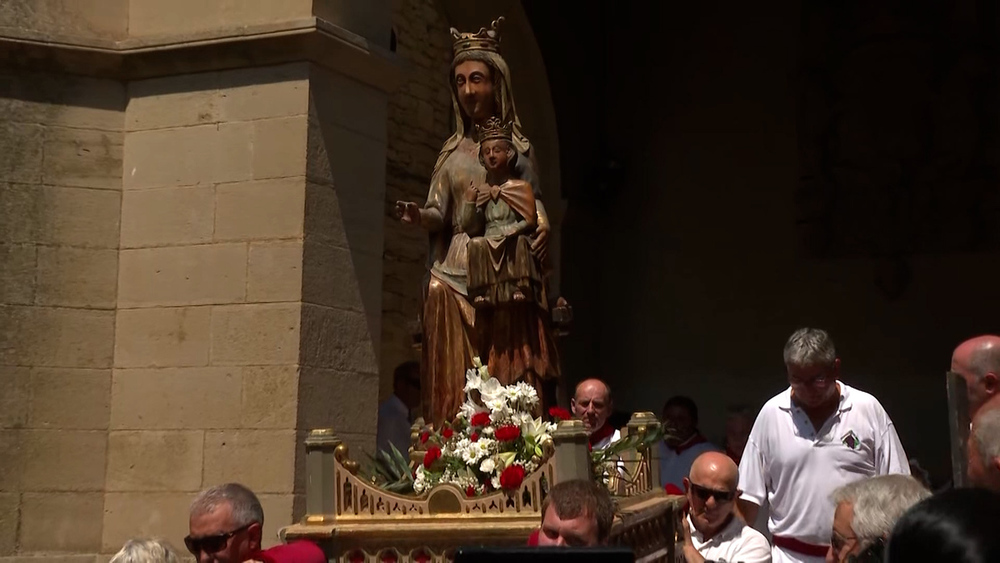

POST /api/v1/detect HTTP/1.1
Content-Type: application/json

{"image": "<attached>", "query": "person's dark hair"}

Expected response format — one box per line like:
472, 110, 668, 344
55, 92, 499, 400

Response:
886, 488, 1000, 563
393, 361, 420, 386
541, 479, 615, 542
662, 395, 699, 426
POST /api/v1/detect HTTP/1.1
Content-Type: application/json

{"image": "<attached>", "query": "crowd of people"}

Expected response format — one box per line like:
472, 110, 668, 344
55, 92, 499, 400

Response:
527, 328, 1000, 563
114, 328, 999, 563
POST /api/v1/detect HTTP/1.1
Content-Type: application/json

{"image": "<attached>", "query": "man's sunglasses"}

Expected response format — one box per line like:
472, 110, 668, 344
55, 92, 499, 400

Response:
690, 483, 735, 503
184, 523, 252, 555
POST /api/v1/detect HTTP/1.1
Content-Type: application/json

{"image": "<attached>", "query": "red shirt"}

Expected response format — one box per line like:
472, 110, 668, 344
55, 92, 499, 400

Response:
252, 541, 325, 563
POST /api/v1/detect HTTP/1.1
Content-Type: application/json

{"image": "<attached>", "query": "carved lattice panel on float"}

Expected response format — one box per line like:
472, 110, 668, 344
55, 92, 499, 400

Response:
607, 412, 663, 498
283, 416, 684, 563
331, 444, 553, 521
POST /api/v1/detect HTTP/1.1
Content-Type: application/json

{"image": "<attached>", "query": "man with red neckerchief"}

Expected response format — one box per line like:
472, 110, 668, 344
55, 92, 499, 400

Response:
659, 396, 720, 492
571, 379, 621, 450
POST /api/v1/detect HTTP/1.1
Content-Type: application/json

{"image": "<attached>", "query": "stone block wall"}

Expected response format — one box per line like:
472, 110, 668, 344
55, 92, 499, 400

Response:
105, 63, 313, 550
379, 0, 453, 399
0, 71, 125, 558
0, 2, 396, 558
0, 57, 390, 563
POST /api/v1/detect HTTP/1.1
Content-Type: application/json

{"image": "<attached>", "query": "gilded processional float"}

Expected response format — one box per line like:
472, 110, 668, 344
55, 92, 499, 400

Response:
281, 18, 685, 562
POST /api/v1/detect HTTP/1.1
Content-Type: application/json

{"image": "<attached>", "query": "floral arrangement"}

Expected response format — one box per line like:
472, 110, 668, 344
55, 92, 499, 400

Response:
362, 359, 663, 497
410, 358, 568, 496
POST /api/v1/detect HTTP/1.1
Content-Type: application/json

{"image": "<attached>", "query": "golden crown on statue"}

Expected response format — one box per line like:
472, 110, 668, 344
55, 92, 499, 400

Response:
475, 116, 514, 142
450, 17, 504, 56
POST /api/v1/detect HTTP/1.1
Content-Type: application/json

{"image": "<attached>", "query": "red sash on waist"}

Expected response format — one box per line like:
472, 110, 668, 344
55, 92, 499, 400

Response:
772, 535, 829, 557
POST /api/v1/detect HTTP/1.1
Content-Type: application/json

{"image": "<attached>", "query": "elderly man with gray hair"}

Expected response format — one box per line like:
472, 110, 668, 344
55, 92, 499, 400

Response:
738, 328, 909, 563
826, 475, 930, 562
186, 483, 324, 563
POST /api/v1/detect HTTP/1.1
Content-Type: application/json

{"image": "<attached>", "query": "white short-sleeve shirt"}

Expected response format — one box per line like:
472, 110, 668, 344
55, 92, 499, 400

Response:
689, 514, 772, 563
738, 382, 909, 552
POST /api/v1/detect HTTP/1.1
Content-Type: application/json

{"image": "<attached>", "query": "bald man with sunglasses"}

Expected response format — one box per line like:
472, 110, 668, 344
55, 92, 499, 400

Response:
681, 452, 771, 563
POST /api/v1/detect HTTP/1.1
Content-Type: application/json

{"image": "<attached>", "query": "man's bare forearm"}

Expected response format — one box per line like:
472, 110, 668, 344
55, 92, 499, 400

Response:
737, 499, 760, 525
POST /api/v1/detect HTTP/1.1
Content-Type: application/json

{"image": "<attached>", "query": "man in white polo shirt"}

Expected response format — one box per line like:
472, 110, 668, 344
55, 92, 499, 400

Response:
680, 451, 771, 563
737, 328, 909, 563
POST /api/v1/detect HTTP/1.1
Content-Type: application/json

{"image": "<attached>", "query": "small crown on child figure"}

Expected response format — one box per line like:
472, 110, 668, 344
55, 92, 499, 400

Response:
476, 116, 513, 142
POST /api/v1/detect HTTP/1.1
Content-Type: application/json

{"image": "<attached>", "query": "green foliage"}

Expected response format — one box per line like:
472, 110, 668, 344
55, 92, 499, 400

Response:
591, 424, 668, 484
360, 443, 415, 495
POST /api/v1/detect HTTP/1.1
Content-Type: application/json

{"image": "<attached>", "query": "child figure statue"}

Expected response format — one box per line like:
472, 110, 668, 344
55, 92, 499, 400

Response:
460, 116, 544, 309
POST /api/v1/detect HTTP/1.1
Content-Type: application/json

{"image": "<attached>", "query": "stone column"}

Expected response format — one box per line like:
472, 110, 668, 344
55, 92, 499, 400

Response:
0, 1, 398, 559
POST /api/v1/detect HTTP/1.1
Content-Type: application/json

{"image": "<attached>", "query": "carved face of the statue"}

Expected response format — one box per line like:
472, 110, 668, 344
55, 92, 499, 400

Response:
480, 139, 511, 174
454, 60, 495, 123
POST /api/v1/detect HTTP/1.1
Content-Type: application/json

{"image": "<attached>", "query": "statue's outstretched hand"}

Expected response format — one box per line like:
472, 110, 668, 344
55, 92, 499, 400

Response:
395, 201, 421, 225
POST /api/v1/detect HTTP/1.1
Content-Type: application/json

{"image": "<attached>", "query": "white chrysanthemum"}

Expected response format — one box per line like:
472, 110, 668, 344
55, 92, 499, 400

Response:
461, 442, 486, 465
479, 458, 496, 474
491, 475, 501, 490
486, 397, 510, 418
514, 382, 539, 407
482, 426, 495, 436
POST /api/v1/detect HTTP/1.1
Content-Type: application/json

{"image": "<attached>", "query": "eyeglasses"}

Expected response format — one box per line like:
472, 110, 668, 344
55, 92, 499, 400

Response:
690, 483, 735, 503
789, 373, 831, 387
184, 523, 252, 555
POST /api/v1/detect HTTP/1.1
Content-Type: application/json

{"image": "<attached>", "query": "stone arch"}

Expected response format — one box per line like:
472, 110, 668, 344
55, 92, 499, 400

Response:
379, 0, 562, 400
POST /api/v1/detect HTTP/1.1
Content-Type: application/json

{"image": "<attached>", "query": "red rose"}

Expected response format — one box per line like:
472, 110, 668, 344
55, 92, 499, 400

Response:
470, 413, 491, 427
499, 464, 526, 490
419, 431, 430, 444
470, 433, 479, 442
442, 427, 454, 439
495, 425, 521, 442
423, 445, 442, 468
466, 485, 476, 497
549, 407, 572, 421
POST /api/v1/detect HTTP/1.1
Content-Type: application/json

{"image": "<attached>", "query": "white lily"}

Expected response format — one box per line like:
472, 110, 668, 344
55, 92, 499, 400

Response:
520, 416, 549, 441
479, 377, 503, 401
496, 451, 517, 470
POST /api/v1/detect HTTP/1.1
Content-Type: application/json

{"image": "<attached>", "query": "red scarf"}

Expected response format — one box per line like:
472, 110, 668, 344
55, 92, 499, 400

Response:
670, 433, 708, 455
588, 422, 616, 448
